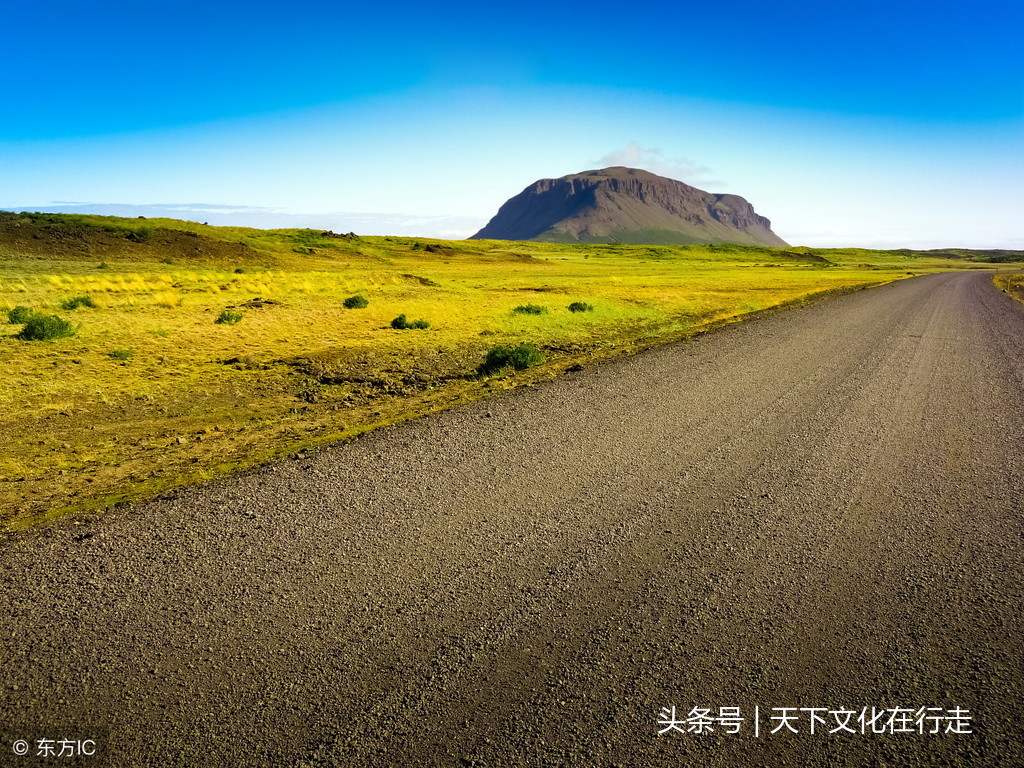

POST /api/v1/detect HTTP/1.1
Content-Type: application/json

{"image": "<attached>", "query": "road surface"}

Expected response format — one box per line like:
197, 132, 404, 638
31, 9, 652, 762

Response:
2, 271, 1022, 767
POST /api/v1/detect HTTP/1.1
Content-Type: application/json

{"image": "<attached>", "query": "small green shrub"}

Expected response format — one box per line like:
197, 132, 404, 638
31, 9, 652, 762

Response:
59, 295, 96, 310
125, 226, 153, 242
7, 305, 35, 324
391, 314, 430, 330
567, 301, 594, 313
478, 343, 545, 375
109, 348, 135, 361
16, 314, 76, 341
512, 304, 547, 315
97, 261, 109, 270
215, 309, 244, 325
343, 294, 369, 309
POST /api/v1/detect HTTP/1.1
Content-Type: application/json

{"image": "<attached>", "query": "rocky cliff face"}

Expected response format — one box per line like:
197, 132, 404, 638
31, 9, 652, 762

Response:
470, 167, 788, 246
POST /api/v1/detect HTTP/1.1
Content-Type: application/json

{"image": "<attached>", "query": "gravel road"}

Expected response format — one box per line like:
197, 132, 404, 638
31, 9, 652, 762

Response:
2, 271, 1022, 767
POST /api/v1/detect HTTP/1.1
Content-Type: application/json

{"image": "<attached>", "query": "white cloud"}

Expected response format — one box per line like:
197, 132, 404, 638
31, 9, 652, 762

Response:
596, 143, 719, 187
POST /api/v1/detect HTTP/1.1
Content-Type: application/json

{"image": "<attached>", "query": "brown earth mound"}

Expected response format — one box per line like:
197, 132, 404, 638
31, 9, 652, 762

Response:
0, 211, 266, 265
471, 167, 789, 247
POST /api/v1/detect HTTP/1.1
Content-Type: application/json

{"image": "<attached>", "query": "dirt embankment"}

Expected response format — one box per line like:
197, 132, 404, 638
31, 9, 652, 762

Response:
994, 271, 1024, 304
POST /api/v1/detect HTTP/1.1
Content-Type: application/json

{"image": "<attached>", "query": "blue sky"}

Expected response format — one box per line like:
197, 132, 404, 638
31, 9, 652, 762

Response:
2, 0, 1021, 247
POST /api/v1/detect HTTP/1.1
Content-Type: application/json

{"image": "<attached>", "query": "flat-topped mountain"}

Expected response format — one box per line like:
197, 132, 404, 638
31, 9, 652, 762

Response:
470, 166, 788, 246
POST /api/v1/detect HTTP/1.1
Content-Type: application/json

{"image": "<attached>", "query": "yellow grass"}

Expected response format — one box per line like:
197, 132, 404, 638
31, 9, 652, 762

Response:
0, 233, 1014, 529
993, 271, 1024, 304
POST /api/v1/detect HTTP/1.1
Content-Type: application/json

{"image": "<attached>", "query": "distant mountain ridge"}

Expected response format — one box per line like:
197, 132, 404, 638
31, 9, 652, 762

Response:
470, 167, 788, 246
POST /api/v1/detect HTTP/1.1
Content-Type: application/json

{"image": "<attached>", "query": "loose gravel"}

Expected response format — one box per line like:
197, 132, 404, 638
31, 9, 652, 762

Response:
2, 272, 1022, 767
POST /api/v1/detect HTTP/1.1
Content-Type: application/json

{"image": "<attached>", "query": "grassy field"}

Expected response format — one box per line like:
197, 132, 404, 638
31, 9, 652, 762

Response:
994, 271, 1024, 304
1, 212, 1019, 530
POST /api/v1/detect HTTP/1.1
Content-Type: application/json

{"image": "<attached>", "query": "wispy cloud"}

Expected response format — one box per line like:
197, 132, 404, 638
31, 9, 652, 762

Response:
596, 143, 719, 188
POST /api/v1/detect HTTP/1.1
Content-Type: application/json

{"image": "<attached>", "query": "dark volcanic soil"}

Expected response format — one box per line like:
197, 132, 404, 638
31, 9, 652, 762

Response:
1, 272, 1022, 767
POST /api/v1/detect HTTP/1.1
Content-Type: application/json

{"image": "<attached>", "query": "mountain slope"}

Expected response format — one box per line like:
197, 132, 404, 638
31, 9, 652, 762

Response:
471, 167, 788, 246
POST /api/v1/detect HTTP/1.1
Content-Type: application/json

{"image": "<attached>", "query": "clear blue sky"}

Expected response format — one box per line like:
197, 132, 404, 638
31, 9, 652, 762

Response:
2, 0, 1021, 247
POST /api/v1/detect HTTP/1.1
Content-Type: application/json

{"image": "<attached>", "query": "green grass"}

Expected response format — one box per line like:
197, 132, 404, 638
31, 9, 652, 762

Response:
567, 301, 594, 313
512, 304, 547, 315
0, 211, 1020, 529
478, 343, 545, 375
16, 314, 76, 341
7, 305, 35, 324
59, 295, 96, 310
391, 314, 430, 330
343, 294, 369, 309
215, 309, 244, 325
